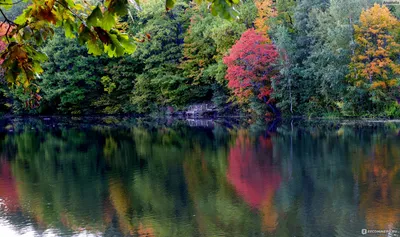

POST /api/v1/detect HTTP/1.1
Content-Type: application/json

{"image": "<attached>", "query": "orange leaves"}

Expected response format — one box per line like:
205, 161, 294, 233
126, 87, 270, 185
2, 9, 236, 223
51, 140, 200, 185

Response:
31, 0, 58, 24
357, 55, 368, 61
371, 81, 387, 89
348, 4, 400, 92
0, 42, 47, 91
0, 23, 14, 38
11, 44, 29, 62
387, 79, 397, 87
359, 4, 399, 31
25, 92, 42, 109
254, 0, 276, 43
145, 33, 151, 40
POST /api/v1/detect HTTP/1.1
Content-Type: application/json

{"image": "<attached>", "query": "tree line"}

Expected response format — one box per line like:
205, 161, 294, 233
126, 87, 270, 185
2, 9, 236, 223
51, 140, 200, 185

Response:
0, 0, 399, 117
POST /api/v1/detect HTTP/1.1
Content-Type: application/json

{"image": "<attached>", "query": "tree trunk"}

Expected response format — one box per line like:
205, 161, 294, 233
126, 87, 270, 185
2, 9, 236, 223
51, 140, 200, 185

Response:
268, 103, 281, 118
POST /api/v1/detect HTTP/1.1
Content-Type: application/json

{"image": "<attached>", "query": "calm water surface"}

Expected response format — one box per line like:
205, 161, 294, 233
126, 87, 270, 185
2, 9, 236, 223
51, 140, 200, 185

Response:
0, 117, 399, 237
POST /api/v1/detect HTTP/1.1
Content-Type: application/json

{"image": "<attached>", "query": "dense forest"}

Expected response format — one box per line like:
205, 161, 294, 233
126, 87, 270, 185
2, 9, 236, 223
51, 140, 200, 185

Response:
0, 0, 399, 117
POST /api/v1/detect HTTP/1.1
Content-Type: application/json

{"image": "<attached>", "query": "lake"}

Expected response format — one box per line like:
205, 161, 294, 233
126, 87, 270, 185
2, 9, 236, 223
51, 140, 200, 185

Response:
0, 117, 399, 237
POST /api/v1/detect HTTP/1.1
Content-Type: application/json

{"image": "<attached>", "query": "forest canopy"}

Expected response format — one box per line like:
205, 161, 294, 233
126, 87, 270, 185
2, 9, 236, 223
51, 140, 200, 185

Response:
0, 0, 399, 117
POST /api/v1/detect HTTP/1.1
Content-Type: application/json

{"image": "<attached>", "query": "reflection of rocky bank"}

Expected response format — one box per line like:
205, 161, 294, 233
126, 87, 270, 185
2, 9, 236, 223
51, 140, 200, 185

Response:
227, 131, 281, 231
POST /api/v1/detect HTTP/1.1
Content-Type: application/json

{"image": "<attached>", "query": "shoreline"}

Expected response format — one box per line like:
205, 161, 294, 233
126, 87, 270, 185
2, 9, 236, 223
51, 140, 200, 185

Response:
2, 114, 400, 122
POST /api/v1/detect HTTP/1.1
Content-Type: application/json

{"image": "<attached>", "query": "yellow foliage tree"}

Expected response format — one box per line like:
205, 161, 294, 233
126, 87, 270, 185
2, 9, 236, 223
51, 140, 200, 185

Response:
348, 4, 400, 92
254, 0, 277, 43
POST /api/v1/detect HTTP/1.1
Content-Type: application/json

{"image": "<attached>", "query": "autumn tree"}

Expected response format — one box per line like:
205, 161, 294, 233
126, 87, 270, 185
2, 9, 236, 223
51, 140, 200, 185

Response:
0, 23, 13, 112
223, 28, 279, 115
348, 4, 400, 103
254, 0, 277, 42
178, 2, 256, 112
0, 23, 8, 69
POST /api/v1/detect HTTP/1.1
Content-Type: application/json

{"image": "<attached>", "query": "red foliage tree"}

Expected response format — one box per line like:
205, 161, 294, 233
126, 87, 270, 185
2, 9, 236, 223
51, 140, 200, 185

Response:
223, 29, 279, 107
0, 24, 9, 79
0, 24, 9, 65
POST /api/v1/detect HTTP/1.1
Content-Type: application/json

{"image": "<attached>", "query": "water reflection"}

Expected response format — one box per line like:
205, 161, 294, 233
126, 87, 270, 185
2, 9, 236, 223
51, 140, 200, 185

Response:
227, 130, 281, 232
0, 118, 398, 236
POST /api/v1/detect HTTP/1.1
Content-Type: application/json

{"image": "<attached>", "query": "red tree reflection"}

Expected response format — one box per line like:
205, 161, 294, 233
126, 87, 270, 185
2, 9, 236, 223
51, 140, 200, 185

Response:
0, 160, 20, 212
227, 130, 281, 230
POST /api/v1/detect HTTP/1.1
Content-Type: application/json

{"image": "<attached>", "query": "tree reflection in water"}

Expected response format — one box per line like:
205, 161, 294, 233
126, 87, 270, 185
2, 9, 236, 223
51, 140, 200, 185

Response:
0, 118, 397, 236
227, 129, 281, 232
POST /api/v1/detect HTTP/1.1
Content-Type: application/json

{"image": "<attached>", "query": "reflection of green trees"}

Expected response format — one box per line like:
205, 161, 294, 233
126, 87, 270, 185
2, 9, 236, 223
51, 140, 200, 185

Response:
0, 119, 399, 236
6, 127, 108, 234
0, 119, 265, 236
271, 123, 363, 237
271, 121, 400, 237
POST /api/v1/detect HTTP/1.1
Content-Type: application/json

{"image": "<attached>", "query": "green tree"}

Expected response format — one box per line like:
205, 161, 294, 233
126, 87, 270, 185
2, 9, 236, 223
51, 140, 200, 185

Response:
92, 57, 139, 114
271, 0, 331, 116
0, 0, 241, 92
130, 0, 190, 113
301, 0, 368, 115
38, 32, 104, 114
272, 25, 297, 115
37, 31, 138, 115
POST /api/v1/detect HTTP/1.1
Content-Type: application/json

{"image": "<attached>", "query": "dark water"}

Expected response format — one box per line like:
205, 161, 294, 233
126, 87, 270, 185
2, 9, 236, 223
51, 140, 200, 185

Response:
0, 117, 399, 237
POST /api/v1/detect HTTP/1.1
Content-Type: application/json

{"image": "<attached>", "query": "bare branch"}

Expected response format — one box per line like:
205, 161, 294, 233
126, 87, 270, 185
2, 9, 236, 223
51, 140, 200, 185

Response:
0, 8, 15, 25
0, 8, 16, 43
